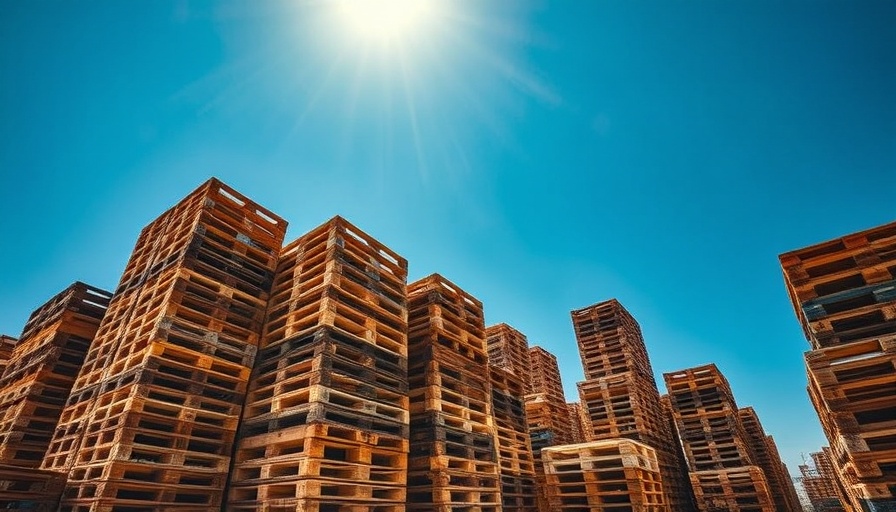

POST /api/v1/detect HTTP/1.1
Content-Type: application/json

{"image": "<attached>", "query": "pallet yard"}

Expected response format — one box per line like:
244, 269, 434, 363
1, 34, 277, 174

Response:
0, 178, 810, 511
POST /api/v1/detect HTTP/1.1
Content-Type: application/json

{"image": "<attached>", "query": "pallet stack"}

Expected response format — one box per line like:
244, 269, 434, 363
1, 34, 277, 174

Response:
738, 407, 802, 512
229, 216, 409, 512
0, 283, 111, 510
486, 324, 538, 512
0, 464, 66, 510
0, 282, 111, 467
542, 438, 666, 512
0, 335, 15, 377
800, 448, 849, 512
571, 299, 694, 512
490, 365, 538, 512
486, 323, 531, 379
567, 403, 587, 444
41, 179, 287, 511
404, 274, 500, 511
780, 220, 896, 512
526, 346, 573, 450
664, 364, 775, 512
526, 346, 573, 512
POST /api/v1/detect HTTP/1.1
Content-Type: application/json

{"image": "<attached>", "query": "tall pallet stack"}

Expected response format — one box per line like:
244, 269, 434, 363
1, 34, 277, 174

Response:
526, 346, 573, 512
405, 274, 500, 511
567, 403, 586, 444
489, 366, 537, 512
229, 216, 409, 512
800, 448, 850, 512
663, 364, 775, 512
0, 335, 16, 376
542, 439, 666, 512
486, 324, 538, 512
738, 407, 801, 512
0, 283, 111, 467
0, 283, 111, 510
571, 299, 694, 512
41, 179, 287, 511
780, 221, 896, 512
486, 323, 531, 379
526, 346, 573, 449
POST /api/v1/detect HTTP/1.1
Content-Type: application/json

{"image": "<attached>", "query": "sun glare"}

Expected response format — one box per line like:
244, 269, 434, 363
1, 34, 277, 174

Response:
337, 0, 435, 44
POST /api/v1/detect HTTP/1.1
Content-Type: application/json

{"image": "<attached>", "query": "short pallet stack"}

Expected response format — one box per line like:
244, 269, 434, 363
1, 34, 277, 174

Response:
486, 324, 531, 381
0, 282, 111, 467
738, 407, 801, 512
405, 274, 500, 512
780, 221, 896, 512
0, 464, 66, 511
490, 365, 537, 512
42, 179, 287, 512
571, 299, 694, 512
664, 364, 775, 512
228, 216, 409, 512
542, 439, 666, 512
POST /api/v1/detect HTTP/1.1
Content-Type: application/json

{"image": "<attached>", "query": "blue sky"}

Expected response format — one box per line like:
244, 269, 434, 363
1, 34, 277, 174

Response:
2, 1, 894, 475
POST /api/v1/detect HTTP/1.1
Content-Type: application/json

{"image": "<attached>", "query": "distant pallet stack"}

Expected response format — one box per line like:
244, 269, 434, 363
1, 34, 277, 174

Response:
567, 402, 586, 444
0, 283, 111, 468
738, 407, 802, 512
0, 335, 16, 376
41, 179, 287, 512
405, 274, 500, 512
572, 299, 694, 512
800, 448, 849, 512
526, 346, 573, 512
542, 439, 665, 512
688, 467, 775, 512
780, 221, 896, 512
664, 364, 774, 512
486, 323, 532, 379
486, 325, 538, 512
229, 216, 409, 512
490, 365, 537, 512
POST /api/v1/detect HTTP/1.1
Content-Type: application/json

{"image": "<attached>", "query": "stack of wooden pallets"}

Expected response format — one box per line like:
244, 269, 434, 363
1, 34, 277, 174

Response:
738, 407, 802, 512
486, 324, 538, 512
542, 439, 666, 512
780, 220, 896, 512
571, 299, 694, 512
41, 179, 287, 512
228, 216, 409, 512
0, 282, 111, 467
664, 364, 775, 512
0, 335, 16, 377
800, 448, 850, 512
0, 283, 110, 509
405, 274, 500, 512
486, 323, 531, 379
490, 365, 537, 512
567, 402, 587, 444
0, 464, 66, 511
525, 345, 574, 512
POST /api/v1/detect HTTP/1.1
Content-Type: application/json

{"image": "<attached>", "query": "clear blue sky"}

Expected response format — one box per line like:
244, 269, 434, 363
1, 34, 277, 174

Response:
2, 1, 894, 475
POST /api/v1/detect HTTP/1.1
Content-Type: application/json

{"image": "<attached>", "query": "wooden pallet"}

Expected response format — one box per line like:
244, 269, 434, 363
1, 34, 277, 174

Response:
576, 372, 671, 449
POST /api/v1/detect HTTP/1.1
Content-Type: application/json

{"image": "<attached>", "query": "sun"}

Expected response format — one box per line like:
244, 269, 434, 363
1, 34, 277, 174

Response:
337, 0, 436, 44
